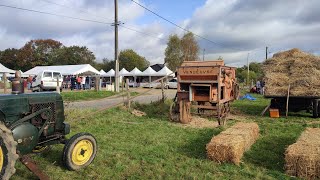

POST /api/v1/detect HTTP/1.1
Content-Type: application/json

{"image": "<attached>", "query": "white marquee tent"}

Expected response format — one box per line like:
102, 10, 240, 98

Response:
24, 64, 101, 76
130, 67, 142, 87
0, 63, 15, 73
119, 68, 130, 76
157, 66, 174, 76
100, 69, 107, 75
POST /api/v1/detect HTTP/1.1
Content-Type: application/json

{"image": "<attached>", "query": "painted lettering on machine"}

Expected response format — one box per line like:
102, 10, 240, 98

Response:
181, 67, 216, 75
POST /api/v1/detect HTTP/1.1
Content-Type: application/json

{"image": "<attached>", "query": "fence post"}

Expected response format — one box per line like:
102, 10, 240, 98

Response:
126, 78, 130, 108
3, 73, 7, 94
161, 79, 165, 102
56, 76, 60, 94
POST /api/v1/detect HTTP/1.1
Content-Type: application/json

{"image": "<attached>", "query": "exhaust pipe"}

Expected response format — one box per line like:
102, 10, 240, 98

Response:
12, 71, 24, 94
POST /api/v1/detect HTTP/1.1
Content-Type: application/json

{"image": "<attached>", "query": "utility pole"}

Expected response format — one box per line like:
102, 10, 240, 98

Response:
247, 53, 250, 86
202, 49, 205, 61
114, 0, 119, 92
265, 46, 268, 60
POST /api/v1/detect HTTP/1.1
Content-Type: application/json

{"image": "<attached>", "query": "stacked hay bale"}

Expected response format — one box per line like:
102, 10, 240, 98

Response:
285, 128, 320, 179
206, 122, 259, 165
263, 48, 320, 96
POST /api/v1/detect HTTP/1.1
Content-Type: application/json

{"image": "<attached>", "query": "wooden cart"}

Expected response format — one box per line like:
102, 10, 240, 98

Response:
170, 60, 239, 125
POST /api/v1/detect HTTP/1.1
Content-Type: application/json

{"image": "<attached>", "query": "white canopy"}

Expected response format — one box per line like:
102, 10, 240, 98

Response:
0, 63, 15, 73
157, 66, 174, 76
119, 68, 130, 76
100, 69, 107, 74
102, 69, 115, 77
24, 64, 101, 76
129, 67, 142, 76
141, 66, 157, 76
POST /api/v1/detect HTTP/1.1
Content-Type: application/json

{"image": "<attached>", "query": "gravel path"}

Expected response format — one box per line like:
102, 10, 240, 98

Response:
65, 89, 177, 109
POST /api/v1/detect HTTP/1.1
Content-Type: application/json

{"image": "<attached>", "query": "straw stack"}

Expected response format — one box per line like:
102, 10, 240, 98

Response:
206, 122, 259, 165
285, 128, 320, 179
263, 48, 320, 96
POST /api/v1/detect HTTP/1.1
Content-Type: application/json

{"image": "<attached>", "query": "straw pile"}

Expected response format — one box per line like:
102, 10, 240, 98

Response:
263, 48, 320, 96
285, 128, 320, 179
206, 122, 259, 165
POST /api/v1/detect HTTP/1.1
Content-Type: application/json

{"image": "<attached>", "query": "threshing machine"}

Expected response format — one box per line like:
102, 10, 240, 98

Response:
170, 60, 239, 125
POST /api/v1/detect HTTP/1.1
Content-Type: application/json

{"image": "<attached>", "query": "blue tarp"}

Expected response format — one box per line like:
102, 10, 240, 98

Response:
239, 94, 256, 101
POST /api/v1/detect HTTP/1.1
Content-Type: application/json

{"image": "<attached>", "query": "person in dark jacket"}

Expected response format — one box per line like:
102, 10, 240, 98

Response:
70, 76, 76, 90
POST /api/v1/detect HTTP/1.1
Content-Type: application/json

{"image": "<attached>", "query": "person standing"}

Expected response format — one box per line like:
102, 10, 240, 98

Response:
70, 76, 75, 90
27, 75, 33, 90
81, 76, 86, 90
256, 80, 261, 94
76, 76, 81, 90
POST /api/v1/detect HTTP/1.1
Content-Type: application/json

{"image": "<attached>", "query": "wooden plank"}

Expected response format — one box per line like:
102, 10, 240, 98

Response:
192, 105, 217, 110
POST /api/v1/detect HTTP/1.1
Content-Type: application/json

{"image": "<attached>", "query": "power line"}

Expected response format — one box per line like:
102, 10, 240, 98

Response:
120, 24, 165, 40
0, 4, 113, 25
38, 0, 114, 22
131, 0, 241, 51
38, 0, 167, 42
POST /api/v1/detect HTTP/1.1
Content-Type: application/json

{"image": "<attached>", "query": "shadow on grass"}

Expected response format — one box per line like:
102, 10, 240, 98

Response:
178, 128, 223, 159
244, 136, 297, 172
133, 100, 171, 120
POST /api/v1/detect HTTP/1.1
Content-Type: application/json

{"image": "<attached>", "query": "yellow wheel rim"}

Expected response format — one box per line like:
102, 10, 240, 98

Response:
0, 146, 3, 171
71, 140, 93, 166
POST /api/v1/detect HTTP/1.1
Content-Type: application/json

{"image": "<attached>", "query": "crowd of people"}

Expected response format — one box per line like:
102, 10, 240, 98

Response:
65, 76, 91, 90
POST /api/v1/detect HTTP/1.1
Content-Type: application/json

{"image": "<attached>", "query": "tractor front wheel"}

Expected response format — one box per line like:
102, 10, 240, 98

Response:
63, 133, 97, 171
0, 123, 19, 180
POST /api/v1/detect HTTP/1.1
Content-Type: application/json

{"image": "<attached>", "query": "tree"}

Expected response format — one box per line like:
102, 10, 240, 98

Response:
17, 39, 63, 71
164, 34, 183, 71
49, 46, 96, 65
164, 33, 200, 71
181, 32, 199, 61
0, 48, 19, 70
118, 49, 149, 71
94, 58, 115, 71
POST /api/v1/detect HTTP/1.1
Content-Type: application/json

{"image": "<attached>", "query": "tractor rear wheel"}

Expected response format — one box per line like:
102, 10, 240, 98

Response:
0, 123, 19, 180
63, 133, 97, 171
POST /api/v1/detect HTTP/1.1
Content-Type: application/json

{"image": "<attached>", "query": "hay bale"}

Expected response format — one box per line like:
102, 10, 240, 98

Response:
206, 122, 259, 165
263, 48, 320, 96
285, 128, 320, 179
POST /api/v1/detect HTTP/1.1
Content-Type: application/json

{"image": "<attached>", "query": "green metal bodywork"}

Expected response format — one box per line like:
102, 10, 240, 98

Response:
0, 92, 69, 154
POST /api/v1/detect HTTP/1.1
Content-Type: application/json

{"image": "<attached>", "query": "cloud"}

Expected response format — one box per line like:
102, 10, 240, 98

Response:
0, 0, 319, 69
183, 0, 320, 65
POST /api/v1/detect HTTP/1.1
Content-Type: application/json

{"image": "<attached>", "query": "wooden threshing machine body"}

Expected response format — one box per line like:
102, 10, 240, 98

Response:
171, 60, 238, 125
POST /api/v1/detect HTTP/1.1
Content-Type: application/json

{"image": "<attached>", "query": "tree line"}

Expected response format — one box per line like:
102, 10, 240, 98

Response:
0, 32, 201, 73
0, 39, 150, 72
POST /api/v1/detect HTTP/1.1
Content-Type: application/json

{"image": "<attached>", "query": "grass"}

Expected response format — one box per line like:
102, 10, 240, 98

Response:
11, 93, 320, 179
61, 90, 138, 102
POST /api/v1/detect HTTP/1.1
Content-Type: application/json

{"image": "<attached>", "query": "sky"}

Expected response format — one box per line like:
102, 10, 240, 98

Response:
0, 0, 319, 68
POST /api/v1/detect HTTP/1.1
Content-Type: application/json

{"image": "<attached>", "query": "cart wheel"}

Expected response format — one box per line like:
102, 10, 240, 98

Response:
313, 99, 319, 118
63, 133, 97, 171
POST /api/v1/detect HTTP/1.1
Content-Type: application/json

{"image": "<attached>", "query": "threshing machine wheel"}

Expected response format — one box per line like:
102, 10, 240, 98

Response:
0, 123, 19, 180
169, 101, 180, 122
63, 133, 97, 171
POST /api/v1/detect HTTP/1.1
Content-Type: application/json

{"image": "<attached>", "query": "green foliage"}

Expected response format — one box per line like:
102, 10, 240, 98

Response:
164, 33, 200, 71
119, 49, 150, 71
94, 58, 115, 72
17, 39, 63, 71
236, 62, 263, 83
0, 48, 20, 70
0, 39, 97, 71
12, 94, 320, 179
61, 90, 116, 102
49, 46, 96, 65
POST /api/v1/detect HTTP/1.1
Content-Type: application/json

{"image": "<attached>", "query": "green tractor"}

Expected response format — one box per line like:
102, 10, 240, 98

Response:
0, 73, 97, 179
